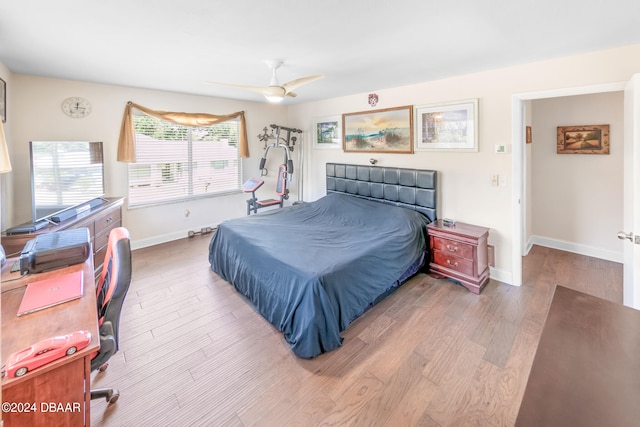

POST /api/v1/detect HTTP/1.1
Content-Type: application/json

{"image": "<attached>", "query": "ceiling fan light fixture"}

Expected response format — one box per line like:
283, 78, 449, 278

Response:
263, 84, 286, 103
265, 94, 284, 103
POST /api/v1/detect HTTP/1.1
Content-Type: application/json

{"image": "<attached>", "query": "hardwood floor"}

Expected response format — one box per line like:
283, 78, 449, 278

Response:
90, 235, 623, 427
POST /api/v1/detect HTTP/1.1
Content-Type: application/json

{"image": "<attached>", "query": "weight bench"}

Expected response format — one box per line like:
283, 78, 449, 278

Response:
243, 164, 288, 215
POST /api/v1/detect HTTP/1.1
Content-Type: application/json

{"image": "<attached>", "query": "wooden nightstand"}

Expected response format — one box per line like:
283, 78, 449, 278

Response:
427, 220, 490, 294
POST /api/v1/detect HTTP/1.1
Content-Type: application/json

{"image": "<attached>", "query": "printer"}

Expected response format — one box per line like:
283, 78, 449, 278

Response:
19, 228, 91, 275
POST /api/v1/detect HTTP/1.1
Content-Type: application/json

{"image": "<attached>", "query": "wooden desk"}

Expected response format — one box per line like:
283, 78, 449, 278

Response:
1, 257, 99, 427
516, 286, 640, 426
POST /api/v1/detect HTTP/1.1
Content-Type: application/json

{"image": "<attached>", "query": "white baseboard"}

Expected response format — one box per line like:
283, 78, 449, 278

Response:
527, 235, 623, 263
489, 267, 513, 285
131, 223, 218, 251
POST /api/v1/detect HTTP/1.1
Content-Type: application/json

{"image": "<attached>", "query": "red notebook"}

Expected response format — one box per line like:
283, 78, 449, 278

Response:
17, 270, 84, 316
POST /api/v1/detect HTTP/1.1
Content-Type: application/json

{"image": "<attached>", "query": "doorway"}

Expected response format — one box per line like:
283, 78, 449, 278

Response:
511, 82, 626, 287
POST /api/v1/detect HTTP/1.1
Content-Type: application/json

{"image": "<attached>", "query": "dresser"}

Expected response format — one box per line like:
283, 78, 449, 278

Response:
1, 197, 124, 279
427, 220, 489, 294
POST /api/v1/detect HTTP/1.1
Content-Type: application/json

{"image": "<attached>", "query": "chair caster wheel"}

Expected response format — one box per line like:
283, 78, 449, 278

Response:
106, 389, 120, 404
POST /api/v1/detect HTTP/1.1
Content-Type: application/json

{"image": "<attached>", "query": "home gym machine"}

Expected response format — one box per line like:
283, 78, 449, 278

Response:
243, 124, 302, 215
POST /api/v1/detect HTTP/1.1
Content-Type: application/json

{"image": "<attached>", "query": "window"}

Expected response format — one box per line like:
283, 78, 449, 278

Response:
128, 113, 241, 207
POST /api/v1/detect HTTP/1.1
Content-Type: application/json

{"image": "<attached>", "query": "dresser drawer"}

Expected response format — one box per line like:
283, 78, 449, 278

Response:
94, 217, 121, 256
432, 236, 474, 260
94, 244, 108, 274
94, 227, 112, 253
94, 208, 122, 235
433, 251, 475, 277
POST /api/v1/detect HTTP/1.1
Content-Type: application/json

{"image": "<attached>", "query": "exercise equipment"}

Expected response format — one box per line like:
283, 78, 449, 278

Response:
243, 164, 288, 215
244, 124, 303, 215
257, 124, 301, 177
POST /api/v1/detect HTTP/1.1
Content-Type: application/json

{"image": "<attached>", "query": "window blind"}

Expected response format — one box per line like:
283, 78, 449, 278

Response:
128, 113, 241, 207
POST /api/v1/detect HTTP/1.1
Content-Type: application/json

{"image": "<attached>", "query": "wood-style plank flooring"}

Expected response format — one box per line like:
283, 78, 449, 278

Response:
90, 235, 623, 426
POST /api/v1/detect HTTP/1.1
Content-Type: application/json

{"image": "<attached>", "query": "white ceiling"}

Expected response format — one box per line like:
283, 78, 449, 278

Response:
2, 1, 640, 104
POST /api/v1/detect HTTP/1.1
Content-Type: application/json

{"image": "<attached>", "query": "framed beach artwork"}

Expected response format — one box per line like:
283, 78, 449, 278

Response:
312, 116, 341, 149
415, 99, 478, 151
342, 105, 413, 153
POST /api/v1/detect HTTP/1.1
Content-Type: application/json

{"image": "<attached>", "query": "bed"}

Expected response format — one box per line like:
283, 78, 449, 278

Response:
208, 163, 437, 358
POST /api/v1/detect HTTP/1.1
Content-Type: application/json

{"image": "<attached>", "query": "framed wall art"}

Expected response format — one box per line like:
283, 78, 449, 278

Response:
312, 115, 341, 149
415, 99, 478, 151
0, 78, 5, 123
342, 105, 413, 153
557, 124, 610, 154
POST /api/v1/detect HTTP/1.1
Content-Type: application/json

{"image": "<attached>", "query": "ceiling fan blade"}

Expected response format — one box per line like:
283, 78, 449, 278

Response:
205, 81, 286, 98
282, 75, 324, 93
286, 92, 298, 98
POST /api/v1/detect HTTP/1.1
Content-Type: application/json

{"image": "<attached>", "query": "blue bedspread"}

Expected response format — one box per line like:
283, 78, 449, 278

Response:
208, 193, 431, 358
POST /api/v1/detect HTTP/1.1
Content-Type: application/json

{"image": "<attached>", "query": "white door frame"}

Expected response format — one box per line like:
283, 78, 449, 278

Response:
511, 82, 626, 287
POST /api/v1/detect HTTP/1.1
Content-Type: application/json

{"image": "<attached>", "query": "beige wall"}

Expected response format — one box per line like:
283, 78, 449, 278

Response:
525, 100, 533, 251
529, 92, 624, 260
2, 74, 288, 248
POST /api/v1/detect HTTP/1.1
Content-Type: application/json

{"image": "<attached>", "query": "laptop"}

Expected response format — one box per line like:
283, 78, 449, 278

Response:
17, 270, 84, 316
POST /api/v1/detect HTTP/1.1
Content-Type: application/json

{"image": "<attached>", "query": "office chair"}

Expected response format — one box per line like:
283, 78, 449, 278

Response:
90, 227, 132, 404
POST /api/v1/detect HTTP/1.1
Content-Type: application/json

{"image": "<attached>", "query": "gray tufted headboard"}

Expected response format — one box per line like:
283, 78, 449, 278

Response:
326, 163, 437, 222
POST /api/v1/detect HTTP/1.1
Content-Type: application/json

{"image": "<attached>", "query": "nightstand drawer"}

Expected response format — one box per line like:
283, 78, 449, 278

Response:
432, 236, 474, 259
433, 251, 475, 276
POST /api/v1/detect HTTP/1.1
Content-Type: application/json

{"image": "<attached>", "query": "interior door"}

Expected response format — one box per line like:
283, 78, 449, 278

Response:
622, 74, 640, 309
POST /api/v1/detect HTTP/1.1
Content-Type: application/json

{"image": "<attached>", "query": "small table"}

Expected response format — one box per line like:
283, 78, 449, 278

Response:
427, 220, 489, 294
516, 286, 640, 426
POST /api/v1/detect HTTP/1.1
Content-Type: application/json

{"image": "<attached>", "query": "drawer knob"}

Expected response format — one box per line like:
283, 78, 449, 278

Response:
106, 217, 113, 223
446, 244, 458, 252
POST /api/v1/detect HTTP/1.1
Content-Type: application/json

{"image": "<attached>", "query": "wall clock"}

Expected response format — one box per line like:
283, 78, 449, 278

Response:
61, 97, 92, 118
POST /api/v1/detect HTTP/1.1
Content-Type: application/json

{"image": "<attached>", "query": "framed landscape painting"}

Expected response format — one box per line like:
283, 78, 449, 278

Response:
557, 124, 610, 154
415, 99, 478, 151
342, 106, 413, 153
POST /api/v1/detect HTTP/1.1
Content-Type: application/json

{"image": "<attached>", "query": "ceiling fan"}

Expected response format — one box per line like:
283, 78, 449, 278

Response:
207, 60, 324, 103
